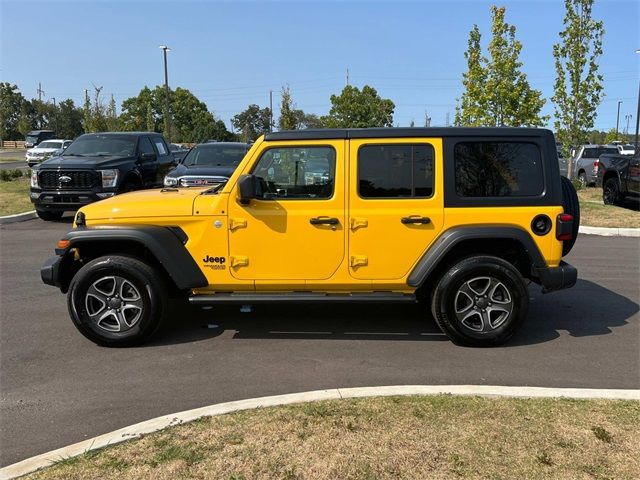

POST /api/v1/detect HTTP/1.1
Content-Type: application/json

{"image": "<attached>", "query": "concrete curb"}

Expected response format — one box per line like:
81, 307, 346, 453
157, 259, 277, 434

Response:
1, 385, 638, 480
0, 210, 36, 225
579, 225, 640, 237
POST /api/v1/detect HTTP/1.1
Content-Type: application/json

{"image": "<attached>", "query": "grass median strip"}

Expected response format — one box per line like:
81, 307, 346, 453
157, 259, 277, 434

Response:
577, 187, 640, 228
24, 395, 640, 479
0, 176, 32, 216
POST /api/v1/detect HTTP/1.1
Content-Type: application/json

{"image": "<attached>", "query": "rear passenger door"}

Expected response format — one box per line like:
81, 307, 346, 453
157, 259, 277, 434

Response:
136, 136, 158, 186
348, 139, 444, 280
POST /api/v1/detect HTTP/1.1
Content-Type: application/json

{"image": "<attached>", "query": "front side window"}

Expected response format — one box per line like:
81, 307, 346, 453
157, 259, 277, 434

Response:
454, 142, 543, 197
252, 146, 335, 199
358, 144, 434, 198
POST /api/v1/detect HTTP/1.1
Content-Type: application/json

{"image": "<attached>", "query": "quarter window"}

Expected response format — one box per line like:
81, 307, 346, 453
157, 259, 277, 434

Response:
454, 142, 543, 197
153, 139, 168, 155
358, 144, 434, 198
252, 146, 335, 199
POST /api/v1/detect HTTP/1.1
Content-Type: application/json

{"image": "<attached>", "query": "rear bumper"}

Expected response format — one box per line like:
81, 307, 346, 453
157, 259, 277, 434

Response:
533, 261, 577, 293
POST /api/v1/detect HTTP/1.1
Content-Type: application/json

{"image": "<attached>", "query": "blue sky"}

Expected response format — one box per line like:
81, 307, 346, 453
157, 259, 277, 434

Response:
1, 0, 638, 132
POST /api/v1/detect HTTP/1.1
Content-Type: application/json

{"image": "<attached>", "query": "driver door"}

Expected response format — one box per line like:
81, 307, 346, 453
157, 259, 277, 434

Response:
227, 140, 345, 282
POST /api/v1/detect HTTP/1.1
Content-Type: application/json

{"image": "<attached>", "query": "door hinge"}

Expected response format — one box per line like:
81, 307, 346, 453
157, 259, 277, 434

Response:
230, 256, 249, 267
350, 217, 368, 230
229, 218, 247, 231
350, 255, 368, 267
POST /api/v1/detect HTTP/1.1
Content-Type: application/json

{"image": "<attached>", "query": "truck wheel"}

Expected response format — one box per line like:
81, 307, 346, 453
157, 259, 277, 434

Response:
36, 209, 63, 221
603, 178, 622, 206
560, 176, 580, 256
431, 256, 529, 347
67, 255, 167, 347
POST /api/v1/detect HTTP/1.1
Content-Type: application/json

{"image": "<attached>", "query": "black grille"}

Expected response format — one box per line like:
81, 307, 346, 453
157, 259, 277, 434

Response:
39, 171, 98, 189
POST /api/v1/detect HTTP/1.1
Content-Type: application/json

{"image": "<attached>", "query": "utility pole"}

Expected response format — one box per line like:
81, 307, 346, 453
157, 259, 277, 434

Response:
424, 110, 431, 127
269, 90, 273, 132
615, 100, 622, 138
37, 82, 45, 101
624, 114, 632, 136
445, 112, 450, 127
51, 97, 57, 133
346, 68, 349, 86
159, 45, 172, 141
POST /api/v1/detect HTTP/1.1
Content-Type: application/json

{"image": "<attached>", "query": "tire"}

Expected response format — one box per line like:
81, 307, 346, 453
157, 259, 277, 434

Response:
36, 209, 64, 221
603, 177, 622, 206
560, 176, 580, 256
577, 171, 587, 188
67, 255, 167, 347
431, 256, 529, 347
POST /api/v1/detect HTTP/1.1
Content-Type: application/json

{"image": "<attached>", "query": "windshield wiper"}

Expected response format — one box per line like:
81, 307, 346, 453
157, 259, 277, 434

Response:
202, 181, 228, 195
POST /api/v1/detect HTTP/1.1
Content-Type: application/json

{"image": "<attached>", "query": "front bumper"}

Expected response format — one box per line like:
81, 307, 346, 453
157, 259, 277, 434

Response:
533, 261, 577, 293
41, 255, 62, 288
30, 190, 115, 211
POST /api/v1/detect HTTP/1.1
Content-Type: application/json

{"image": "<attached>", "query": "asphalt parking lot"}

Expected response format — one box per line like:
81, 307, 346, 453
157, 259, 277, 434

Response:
1, 217, 639, 466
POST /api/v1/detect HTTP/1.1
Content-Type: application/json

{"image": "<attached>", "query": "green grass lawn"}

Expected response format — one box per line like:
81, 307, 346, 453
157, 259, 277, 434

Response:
577, 187, 640, 228
0, 177, 33, 216
24, 395, 640, 480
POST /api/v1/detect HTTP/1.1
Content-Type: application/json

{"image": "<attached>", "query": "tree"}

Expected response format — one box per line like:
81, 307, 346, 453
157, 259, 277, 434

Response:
105, 94, 120, 131
231, 104, 272, 142
552, 0, 605, 176
56, 99, 84, 139
0, 83, 30, 140
322, 85, 394, 128
455, 26, 488, 126
455, 6, 547, 127
278, 86, 297, 130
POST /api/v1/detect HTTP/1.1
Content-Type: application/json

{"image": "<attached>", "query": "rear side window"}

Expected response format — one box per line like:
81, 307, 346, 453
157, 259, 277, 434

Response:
153, 138, 168, 155
358, 144, 434, 198
454, 142, 543, 197
138, 137, 155, 155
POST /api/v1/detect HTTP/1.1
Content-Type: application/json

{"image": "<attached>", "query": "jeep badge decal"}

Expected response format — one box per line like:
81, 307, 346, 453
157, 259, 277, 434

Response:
202, 255, 226, 270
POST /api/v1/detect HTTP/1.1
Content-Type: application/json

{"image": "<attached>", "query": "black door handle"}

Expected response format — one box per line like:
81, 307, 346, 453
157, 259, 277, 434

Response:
401, 216, 431, 225
310, 217, 339, 225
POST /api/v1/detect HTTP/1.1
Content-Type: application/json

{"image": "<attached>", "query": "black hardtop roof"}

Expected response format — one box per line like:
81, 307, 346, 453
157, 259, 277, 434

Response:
198, 141, 250, 147
265, 127, 554, 141
80, 131, 165, 137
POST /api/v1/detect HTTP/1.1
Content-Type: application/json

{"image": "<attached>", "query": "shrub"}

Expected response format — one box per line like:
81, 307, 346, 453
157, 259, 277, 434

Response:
0, 169, 25, 181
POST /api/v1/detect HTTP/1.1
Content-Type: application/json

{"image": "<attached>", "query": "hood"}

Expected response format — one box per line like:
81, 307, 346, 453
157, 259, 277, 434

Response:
80, 188, 203, 220
37, 154, 134, 169
28, 147, 59, 154
167, 163, 236, 179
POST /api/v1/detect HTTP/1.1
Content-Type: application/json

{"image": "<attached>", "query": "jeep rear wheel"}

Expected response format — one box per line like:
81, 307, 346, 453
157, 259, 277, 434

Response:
68, 255, 167, 347
431, 256, 528, 347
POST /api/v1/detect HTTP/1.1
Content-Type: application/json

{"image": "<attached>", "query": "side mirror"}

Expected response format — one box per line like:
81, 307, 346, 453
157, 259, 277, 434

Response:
140, 152, 157, 162
238, 174, 260, 205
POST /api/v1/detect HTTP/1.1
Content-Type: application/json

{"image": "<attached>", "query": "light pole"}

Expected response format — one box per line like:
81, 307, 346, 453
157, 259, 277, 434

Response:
159, 45, 172, 141
50, 97, 57, 133
635, 49, 640, 148
615, 100, 622, 138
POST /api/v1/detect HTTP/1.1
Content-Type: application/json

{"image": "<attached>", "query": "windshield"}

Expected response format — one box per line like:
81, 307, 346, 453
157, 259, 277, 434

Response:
38, 141, 61, 149
63, 135, 136, 156
26, 135, 38, 143
182, 145, 248, 167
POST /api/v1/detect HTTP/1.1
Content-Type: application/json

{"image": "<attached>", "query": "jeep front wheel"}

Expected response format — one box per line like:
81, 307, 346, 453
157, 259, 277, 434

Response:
67, 255, 167, 347
431, 256, 529, 347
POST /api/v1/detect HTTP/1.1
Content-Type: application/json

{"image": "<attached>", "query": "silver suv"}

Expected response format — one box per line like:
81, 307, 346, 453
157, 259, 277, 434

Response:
571, 145, 618, 187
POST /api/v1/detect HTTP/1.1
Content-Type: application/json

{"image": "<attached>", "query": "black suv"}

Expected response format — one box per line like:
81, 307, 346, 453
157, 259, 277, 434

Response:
30, 132, 175, 221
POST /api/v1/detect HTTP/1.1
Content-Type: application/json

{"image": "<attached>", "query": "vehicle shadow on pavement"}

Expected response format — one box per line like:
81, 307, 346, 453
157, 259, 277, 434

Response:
509, 279, 639, 347
152, 279, 638, 347
152, 302, 449, 346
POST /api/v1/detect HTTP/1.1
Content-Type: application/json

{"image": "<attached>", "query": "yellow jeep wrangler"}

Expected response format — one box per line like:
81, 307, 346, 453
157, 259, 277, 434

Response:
41, 128, 579, 347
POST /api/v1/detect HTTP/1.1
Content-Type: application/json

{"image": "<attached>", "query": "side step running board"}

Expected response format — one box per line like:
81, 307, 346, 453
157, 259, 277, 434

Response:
189, 292, 417, 305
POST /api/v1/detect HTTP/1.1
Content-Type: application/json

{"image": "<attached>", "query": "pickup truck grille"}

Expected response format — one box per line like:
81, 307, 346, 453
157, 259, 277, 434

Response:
39, 171, 98, 189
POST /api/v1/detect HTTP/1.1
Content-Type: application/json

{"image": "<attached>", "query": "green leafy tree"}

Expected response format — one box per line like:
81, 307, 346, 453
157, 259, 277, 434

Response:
278, 86, 298, 130
105, 94, 120, 131
0, 83, 30, 140
294, 111, 324, 129
552, 0, 605, 176
120, 86, 226, 142
455, 26, 487, 126
322, 85, 395, 128
231, 104, 272, 142
56, 99, 84, 139
455, 6, 547, 127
